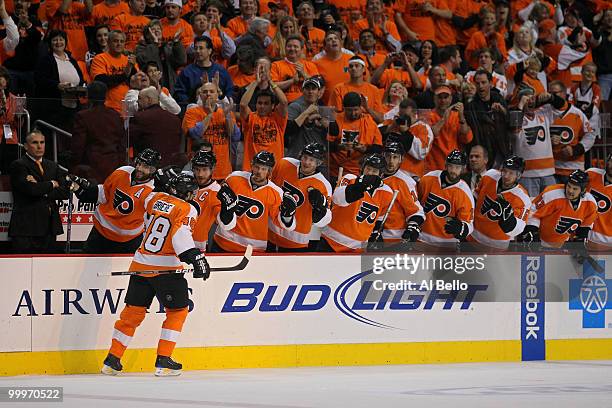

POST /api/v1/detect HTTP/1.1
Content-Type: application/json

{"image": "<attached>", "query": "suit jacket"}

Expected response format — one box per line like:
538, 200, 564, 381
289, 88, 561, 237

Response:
8, 155, 69, 237
129, 104, 184, 167
461, 170, 485, 194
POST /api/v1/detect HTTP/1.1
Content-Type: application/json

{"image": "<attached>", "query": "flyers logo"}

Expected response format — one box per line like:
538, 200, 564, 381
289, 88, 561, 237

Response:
235, 195, 265, 219
282, 181, 305, 207
524, 126, 546, 145
555, 216, 581, 234
356, 202, 379, 223
480, 196, 501, 221
113, 189, 134, 215
341, 129, 359, 144
550, 125, 575, 144
590, 189, 611, 213
423, 193, 451, 217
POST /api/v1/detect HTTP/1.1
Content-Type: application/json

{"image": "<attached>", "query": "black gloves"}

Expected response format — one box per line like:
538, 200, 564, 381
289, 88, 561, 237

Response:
444, 217, 469, 240
217, 183, 238, 224
518, 225, 539, 243
573, 226, 591, 242
308, 187, 327, 223
179, 248, 210, 280
493, 195, 518, 234
402, 222, 421, 242
359, 174, 383, 193
345, 175, 383, 203
280, 192, 298, 218
69, 174, 98, 202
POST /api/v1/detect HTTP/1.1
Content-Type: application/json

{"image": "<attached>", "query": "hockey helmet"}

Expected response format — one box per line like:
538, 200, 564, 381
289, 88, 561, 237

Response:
567, 170, 588, 196
252, 150, 275, 168
191, 150, 217, 169
446, 149, 467, 166
135, 148, 161, 168
361, 153, 387, 172
300, 142, 326, 161
502, 155, 525, 173
167, 173, 199, 201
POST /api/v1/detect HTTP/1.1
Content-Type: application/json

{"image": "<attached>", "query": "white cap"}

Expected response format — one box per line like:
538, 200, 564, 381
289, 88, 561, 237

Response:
165, 0, 182, 7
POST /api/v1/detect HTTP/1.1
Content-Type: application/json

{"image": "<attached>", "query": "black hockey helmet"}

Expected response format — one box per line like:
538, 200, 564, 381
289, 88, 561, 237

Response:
252, 150, 275, 168
300, 142, 326, 161
361, 153, 387, 172
502, 155, 525, 173
567, 170, 588, 195
135, 148, 161, 168
191, 150, 217, 169
446, 149, 467, 166
167, 173, 199, 200
384, 139, 405, 156
154, 165, 182, 192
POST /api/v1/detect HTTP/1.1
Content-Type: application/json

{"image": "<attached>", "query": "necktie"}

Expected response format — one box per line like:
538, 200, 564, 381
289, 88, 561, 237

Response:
36, 160, 44, 175
474, 174, 481, 189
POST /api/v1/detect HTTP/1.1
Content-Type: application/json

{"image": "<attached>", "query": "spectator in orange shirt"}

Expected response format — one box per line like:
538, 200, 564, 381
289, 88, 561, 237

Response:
330, 55, 383, 123
110, 0, 150, 51
270, 34, 319, 102
46, 0, 93, 61
371, 47, 422, 93
352, 0, 401, 53
425, 85, 473, 172
394, 0, 450, 43
240, 70, 288, 171
90, 0, 129, 27
297, 1, 325, 58
465, 7, 508, 69
226, 0, 257, 39
189, 8, 236, 64
313, 29, 354, 104
436, 45, 463, 90
355, 28, 387, 72
160, 0, 194, 48
263, 0, 290, 33
90, 30, 137, 113
268, 15, 298, 60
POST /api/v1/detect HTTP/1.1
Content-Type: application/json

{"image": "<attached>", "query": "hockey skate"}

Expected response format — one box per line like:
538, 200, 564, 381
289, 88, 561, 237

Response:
154, 355, 182, 376
101, 353, 123, 376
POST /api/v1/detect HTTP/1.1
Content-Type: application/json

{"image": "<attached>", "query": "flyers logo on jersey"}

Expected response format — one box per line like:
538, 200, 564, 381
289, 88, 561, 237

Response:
235, 195, 265, 219
423, 193, 451, 217
480, 196, 501, 221
113, 189, 134, 215
555, 216, 581, 234
550, 126, 575, 144
341, 129, 359, 145
356, 202, 379, 223
524, 126, 546, 145
282, 181, 305, 207
590, 189, 611, 213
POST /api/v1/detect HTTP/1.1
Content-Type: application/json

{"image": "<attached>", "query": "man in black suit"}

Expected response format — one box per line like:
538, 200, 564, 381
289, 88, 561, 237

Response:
8, 130, 70, 253
461, 144, 488, 194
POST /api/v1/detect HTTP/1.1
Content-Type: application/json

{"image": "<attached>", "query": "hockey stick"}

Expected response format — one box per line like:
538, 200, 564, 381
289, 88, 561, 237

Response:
370, 189, 399, 244
98, 245, 253, 277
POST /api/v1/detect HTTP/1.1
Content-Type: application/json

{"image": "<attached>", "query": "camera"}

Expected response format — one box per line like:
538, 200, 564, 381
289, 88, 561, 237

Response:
395, 115, 411, 127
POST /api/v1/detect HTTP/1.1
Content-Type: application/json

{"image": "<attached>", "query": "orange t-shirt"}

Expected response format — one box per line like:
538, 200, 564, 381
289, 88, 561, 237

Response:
90, 52, 130, 113
303, 27, 325, 59
227, 65, 255, 88
395, 0, 448, 42
270, 59, 320, 103
160, 17, 195, 49
424, 109, 473, 172
352, 18, 401, 53
313, 53, 354, 104
242, 111, 288, 171
46, 0, 91, 61
330, 81, 384, 115
110, 13, 150, 51
90, 1, 129, 27
182, 105, 234, 180
327, 0, 366, 25
465, 31, 508, 69
378, 67, 414, 91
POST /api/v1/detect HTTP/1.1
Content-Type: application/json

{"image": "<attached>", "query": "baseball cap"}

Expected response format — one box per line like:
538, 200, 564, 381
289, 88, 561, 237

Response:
434, 86, 452, 96
165, 0, 182, 7
302, 77, 322, 89
342, 92, 362, 108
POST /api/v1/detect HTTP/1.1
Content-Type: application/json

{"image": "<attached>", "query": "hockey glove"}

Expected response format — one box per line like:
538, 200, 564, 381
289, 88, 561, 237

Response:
280, 192, 298, 218
495, 195, 518, 234
359, 174, 384, 194
518, 225, 539, 243
402, 222, 421, 242
307, 187, 326, 209
179, 248, 210, 281
69, 174, 98, 202
444, 217, 468, 240
573, 226, 591, 242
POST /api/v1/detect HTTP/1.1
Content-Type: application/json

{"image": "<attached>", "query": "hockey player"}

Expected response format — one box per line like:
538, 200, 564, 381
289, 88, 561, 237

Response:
380, 139, 424, 243
319, 153, 394, 253
417, 150, 475, 246
189, 151, 238, 251
512, 89, 567, 197
71, 148, 161, 253
471, 156, 531, 250
519, 170, 598, 248
269, 143, 332, 251
211, 151, 298, 253
101, 173, 209, 377
586, 153, 612, 250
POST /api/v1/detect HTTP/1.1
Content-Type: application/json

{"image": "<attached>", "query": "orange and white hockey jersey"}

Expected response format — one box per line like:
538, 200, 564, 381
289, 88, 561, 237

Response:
382, 169, 424, 242
321, 174, 394, 252
514, 104, 564, 178
191, 181, 237, 250
400, 120, 434, 178
569, 82, 601, 138
269, 158, 332, 249
417, 170, 475, 244
465, 70, 508, 98
471, 169, 531, 249
129, 192, 198, 273
586, 168, 612, 248
214, 171, 295, 252
550, 104, 595, 175
527, 184, 598, 248
93, 166, 155, 242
